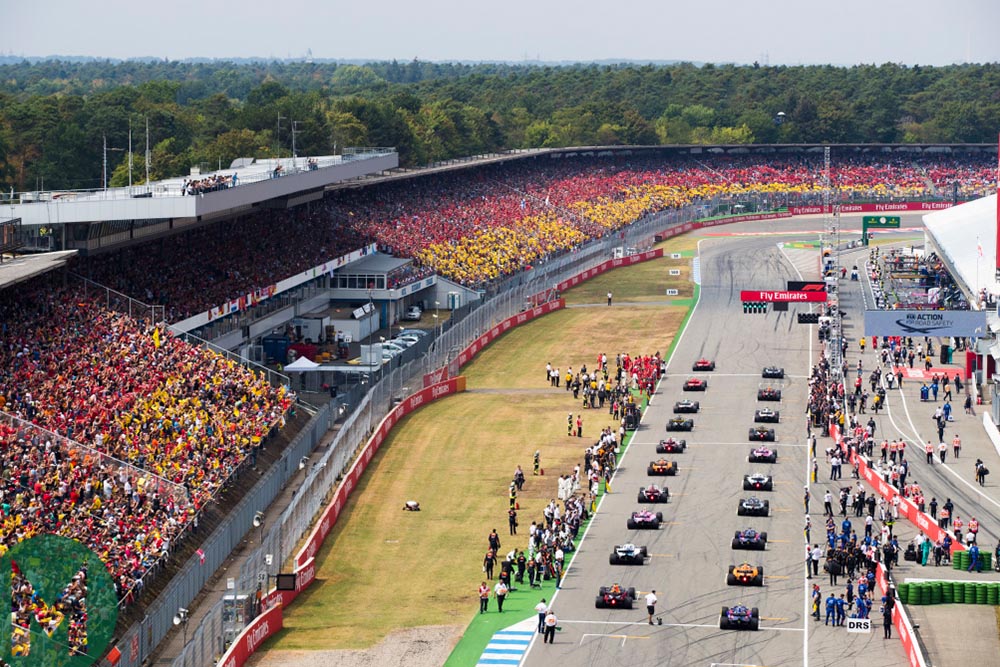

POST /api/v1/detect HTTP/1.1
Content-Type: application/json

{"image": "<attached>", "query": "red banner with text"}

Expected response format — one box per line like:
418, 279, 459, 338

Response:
217, 603, 283, 667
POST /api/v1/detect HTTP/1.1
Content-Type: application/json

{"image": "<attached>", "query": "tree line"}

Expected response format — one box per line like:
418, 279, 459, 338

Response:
0, 59, 998, 192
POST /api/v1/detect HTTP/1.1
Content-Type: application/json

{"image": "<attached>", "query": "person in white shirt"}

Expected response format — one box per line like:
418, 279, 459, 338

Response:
535, 598, 548, 633
645, 590, 658, 624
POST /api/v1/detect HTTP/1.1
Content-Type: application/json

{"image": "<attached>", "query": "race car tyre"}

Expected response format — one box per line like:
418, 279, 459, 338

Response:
622, 599, 634, 610
750, 618, 760, 631
639, 546, 648, 558
760, 531, 768, 542
610, 553, 622, 565
627, 519, 638, 530
762, 501, 770, 514
755, 566, 765, 585
764, 480, 773, 491
719, 607, 730, 630
655, 512, 664, 522
737, 506, 747, 516
627, 587, 637, 600
726, 573, 738, 586
646, 466, 654, 476
598, 586, 608, 595
638, 491, 646, 503
595, 597, 606, 609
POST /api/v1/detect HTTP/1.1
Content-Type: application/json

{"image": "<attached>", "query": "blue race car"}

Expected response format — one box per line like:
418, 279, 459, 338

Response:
719, 604, 760, 630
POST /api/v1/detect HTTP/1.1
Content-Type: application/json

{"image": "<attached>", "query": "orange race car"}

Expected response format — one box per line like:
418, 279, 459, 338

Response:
647, 459, 678, 476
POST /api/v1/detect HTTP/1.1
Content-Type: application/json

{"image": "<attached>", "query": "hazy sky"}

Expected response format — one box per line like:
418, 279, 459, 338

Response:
7, 0, 1000, 66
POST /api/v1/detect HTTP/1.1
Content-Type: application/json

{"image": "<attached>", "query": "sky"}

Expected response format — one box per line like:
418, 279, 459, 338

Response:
7, 0, 1000, 66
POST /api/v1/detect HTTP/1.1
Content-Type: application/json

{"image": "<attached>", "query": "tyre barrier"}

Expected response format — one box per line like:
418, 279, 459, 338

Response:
902, 581, 1000, 605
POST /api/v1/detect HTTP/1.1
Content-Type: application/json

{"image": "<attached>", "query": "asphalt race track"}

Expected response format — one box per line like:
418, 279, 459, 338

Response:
521, 217, 914, 667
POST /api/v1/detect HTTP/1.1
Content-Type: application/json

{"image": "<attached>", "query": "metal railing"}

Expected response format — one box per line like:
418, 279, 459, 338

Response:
72, 273, 165, 324
6, 149, 395, 204
167, 327, 291, 389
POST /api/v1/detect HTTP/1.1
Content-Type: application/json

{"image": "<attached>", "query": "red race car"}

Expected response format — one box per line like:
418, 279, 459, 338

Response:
692, 358, 716, 371
683, 377, 709, 391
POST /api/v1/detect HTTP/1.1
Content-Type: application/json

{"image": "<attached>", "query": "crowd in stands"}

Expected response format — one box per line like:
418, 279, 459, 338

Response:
183, 173, 237, 195
77, 153, 996, 322
0, 282, 292, 602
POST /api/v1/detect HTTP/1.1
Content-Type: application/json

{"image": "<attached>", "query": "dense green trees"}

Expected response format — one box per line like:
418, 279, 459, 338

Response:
0, 58, 997, 192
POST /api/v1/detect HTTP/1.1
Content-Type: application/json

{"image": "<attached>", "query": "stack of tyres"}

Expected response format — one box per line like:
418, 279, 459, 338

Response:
941, 581, 954, 604
982, 551, 993, 570
930, 582, 942, 604
965, 582, 977, 604
897, 583, 910, 604
988, 583, 1000, 606
976, 583, 989, 604
954, 551, 967, 570
920, 583, 932, 605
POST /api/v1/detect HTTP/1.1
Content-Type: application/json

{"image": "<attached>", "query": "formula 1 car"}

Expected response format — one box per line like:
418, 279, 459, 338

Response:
737, 497, 770, 517
719, 604, 760, 630
732, 528, 768, 550
667, 417, 694, 431
647, 459, 678, 476
748, 446, 778, 463
748, 426, 776, 442
762, 366, 785, 379
727, 563, 765, 586
683, 377, 708, 391
672, 399, 700, 413
656, 437, 687, 453
627, 510, 663, 530
609, 544, 648, 566
692, 358, 716, 371
637, 484, 670, 503
757, 386, 782, 401
595, 584, 637, 608
743, 473, 774, 491
753, 408, 780, 423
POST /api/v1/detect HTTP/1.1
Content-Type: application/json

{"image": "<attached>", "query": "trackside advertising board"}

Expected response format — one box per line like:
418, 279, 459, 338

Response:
864, 310, 987, 337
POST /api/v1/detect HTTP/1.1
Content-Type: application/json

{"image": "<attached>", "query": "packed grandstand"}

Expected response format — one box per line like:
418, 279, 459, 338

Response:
0, 149, 995, 622
76, 153, 997, 321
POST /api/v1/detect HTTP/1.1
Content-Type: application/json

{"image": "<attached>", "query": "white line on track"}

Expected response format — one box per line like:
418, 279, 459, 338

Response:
557, 619, 804, 633
776, 240, 812, 667
882, 381, 1000, 512
629, 440, 808, 448
517, 243, 708, 665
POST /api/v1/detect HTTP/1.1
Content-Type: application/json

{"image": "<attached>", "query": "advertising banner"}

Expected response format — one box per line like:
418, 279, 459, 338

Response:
788, 202, 961, 216
864, 310, 987, 337
740, 290, 828, 303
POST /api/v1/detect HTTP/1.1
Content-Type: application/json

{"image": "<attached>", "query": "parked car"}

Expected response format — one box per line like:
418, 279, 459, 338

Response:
404, 306, 422, 321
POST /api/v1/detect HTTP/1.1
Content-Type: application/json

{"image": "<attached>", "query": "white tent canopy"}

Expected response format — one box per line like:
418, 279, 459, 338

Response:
923, 194, 998, 301
284, 356, 321, 372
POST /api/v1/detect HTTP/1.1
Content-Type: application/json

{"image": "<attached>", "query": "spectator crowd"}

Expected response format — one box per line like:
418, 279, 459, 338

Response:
77, 153, 995, 321
0, 282, 292, 603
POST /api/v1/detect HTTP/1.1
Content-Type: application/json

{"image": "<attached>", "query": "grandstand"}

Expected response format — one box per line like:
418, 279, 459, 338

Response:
0, 144, 996, 667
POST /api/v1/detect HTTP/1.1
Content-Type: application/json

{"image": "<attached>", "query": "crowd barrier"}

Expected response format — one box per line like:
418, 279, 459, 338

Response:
216, 604, 283, 667
829, 424, 966, 555
789, 202, 963, 215
871, 561, 927, 667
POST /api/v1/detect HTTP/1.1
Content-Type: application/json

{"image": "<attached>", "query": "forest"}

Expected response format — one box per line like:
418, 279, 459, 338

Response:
0, 59, 998, 192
